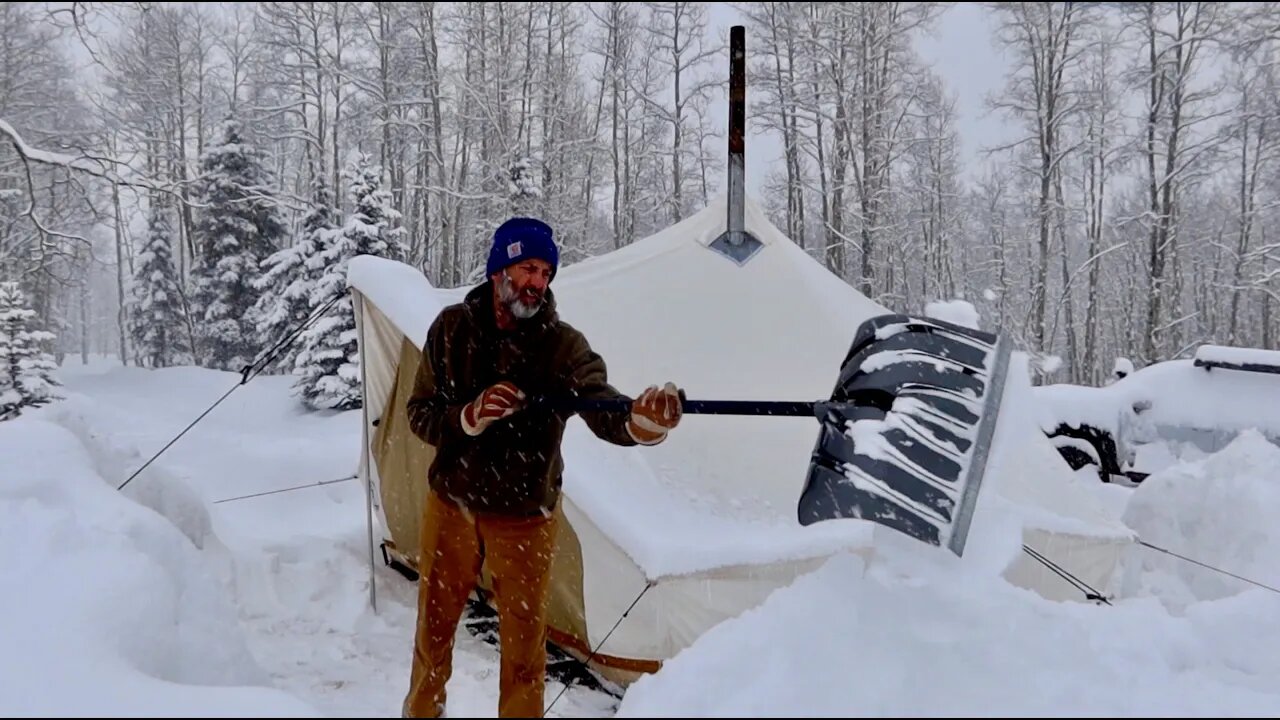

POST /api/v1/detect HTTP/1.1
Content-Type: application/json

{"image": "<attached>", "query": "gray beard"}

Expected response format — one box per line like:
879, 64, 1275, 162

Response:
498, 273, 543, 319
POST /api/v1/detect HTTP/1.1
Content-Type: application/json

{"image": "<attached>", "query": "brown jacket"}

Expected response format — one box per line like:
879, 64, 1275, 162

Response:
405, 280, 640, 516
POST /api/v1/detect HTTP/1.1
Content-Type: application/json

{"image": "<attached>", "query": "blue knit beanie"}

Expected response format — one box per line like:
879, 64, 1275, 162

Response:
487, 217, 559, 279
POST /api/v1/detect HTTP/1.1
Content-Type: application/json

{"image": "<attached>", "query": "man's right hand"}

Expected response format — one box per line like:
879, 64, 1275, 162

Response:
461, 381, 526, 436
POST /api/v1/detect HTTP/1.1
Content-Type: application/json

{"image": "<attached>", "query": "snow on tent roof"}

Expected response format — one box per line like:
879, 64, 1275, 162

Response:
347, 193, 1135, 678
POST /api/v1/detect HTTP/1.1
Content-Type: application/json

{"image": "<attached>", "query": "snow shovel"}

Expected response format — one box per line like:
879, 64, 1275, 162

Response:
538, 312, 1013, 558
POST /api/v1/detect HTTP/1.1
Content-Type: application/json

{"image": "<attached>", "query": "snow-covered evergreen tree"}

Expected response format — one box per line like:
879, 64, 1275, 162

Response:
342, 155, 408, 263
189, 117, 287, 372
128, 200, 190, 368
0, 281, 61, 419
251, 174, 339, 373
293, 154, 407, 411
508, 156, 542, 217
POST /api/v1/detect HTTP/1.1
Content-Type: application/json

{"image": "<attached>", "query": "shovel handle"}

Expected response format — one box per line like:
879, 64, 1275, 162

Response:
532, 390, 827, 418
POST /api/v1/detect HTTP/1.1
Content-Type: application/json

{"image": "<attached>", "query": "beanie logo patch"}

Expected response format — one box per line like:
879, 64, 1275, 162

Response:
506, 241, 522, 259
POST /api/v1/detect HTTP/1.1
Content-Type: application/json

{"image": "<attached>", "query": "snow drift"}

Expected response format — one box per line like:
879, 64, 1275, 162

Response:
0, 415, 319, 717
1120, 429, 1280, 610
617, 529, 1280, 717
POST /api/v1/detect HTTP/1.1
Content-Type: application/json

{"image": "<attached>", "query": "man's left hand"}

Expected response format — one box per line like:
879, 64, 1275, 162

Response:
628, 382, 683, 445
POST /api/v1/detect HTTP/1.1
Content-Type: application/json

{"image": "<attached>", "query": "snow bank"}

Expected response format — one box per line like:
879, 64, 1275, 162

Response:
1119, 430, 1280, 610
617, 540, 1280, 717
0, 416, 319, 717
46, 388, 217, 552
40, 364, 363, 549
38, 358, 615, 719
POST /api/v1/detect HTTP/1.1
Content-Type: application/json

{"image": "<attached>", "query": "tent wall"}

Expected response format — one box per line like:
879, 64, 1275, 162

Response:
369, 334, 435, 569
1003, 528, 1124, 603
353, 290, 407, 541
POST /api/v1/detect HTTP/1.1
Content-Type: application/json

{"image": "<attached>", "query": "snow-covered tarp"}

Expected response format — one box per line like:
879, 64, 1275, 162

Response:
1194, 344, 1280, 372
1035, 354, 1280, 476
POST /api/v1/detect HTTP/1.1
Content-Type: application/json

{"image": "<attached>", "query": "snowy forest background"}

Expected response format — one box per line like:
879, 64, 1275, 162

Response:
4, 1, 1280, 414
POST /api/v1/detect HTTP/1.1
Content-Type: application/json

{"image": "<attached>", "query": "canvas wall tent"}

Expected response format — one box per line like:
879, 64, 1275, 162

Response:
348, 194, 1136, 684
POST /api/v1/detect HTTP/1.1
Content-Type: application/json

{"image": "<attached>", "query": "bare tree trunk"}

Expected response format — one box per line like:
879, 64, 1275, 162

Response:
827, 11, 849, 276
1137, 3, 1222, 362
858, 7, 875, 295
1230, 90, 1266, 344
580, 7, 609, 248
671, 14, 682, 223
112, 167, 130, 366
174, 39, 196, 264
1084, 125, 1103, 384
809, 3, 829, 263
540, 4, 554, 201
330, 2, 346, 200
426, 3, 447, 279
518, 5, 535, 156
764, 2, 802, 246
79, 252, 89, 365
611, 5, 625, 246
991, 2, 1085, 354
1142, 7, 1163, 364
1264, 226, 1274, 348
1056, 168, 1077, 379
373, 2, 397, 212
785, 7, 805, 248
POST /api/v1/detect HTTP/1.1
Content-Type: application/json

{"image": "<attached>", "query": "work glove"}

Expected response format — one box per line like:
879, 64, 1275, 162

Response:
628, 382, 683, 445
461, 381, 526, 436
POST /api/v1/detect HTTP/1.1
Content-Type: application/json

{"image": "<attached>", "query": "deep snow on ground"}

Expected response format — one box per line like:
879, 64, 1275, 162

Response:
2, 355, 615, 718
6, 354, 1280, 718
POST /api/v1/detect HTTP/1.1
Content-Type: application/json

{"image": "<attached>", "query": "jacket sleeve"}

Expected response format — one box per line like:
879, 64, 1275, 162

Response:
406, 313, 469, 447
562, 329, 646, 447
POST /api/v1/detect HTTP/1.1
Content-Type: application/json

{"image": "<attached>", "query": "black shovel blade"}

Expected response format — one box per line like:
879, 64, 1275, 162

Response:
797, 313, 1013, 557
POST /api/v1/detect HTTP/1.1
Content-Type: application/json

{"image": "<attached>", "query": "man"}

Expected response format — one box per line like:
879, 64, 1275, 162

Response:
401, 216, 683, 718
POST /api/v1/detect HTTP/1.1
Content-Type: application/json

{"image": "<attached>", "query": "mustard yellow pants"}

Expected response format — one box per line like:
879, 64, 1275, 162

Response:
403, 490, 558, 718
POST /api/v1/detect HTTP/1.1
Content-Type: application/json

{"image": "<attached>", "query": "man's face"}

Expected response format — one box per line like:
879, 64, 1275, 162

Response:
495, 258, 553, 319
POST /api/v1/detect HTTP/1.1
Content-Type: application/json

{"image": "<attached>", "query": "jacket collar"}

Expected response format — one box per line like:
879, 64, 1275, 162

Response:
464, 279, 559, 339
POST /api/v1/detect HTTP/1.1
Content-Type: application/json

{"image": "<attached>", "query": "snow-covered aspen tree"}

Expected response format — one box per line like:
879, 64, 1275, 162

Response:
990, 1, 1091, 356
